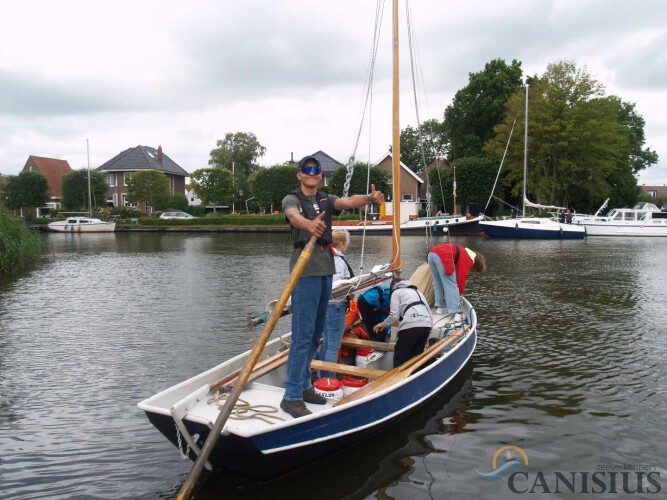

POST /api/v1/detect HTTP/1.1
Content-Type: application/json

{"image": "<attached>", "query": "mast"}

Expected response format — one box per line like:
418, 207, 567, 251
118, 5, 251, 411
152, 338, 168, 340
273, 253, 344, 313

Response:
452, 164, 457, 215
391, 0, 402, 267
522, 83, 528, 217
87, 139, 92, 217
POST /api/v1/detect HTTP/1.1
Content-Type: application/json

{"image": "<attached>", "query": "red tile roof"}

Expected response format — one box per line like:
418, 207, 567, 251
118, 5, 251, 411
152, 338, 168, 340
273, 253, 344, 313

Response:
23, 156, 72, 198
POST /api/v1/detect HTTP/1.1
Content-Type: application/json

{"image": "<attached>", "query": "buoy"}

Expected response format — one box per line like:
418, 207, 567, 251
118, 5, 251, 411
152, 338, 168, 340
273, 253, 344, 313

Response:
313, 377, 344, 401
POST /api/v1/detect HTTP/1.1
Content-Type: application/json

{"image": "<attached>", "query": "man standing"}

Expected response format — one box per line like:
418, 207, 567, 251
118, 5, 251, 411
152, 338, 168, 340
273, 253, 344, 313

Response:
281, 155, 384, 418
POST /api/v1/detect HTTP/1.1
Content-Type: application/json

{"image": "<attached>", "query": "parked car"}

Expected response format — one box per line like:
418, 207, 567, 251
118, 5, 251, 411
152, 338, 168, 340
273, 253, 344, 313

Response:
159, 211, 197, 220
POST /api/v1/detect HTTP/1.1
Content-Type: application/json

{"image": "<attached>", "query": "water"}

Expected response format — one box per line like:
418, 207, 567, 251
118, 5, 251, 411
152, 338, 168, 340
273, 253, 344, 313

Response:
1, 232, 666, 499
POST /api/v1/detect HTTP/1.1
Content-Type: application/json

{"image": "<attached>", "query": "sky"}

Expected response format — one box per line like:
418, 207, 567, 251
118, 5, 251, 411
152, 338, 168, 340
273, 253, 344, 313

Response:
1, 0, 666, 186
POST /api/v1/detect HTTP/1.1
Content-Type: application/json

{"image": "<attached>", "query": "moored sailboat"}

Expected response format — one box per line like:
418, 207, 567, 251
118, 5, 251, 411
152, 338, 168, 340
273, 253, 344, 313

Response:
138, 1, 477, 486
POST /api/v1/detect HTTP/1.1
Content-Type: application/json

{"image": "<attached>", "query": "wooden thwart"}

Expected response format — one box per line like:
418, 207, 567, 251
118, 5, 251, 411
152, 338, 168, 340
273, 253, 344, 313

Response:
340, 338, 395, 352
310, 360, 386, 379
209, 349, 289, 392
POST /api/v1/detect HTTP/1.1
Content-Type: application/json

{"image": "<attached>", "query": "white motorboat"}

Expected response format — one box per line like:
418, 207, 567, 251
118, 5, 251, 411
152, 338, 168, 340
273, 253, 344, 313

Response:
333, 214, 483, 235
573, 202, 667, 236
48, 216, 116, 233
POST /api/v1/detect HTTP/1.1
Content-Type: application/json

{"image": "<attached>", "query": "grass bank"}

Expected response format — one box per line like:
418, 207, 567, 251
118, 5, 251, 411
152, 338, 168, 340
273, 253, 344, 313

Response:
0, 211, 42, 274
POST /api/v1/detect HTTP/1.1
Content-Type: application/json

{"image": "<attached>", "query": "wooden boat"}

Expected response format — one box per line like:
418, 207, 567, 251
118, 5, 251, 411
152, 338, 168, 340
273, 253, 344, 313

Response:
333, 214, 484, 235
480, 84, 586, 240
47, 216, 116, 233
572, 202, 667, 236
138, 1, 478, 488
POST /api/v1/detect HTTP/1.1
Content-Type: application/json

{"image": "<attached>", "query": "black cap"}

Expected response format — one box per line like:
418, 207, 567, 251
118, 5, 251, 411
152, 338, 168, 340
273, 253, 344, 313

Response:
298, 155, 321, 171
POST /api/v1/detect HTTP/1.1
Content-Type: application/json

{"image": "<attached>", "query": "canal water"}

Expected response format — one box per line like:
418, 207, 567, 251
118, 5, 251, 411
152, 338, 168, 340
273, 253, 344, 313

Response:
1, 232, 665, 499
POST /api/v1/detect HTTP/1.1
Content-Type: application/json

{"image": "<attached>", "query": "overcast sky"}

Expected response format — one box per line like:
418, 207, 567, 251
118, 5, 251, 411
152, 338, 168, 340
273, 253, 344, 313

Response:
1, 0, 666, 186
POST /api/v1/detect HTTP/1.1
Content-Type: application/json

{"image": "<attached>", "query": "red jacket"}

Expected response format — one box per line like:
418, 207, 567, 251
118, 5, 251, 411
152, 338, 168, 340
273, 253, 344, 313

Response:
429, 243, 474, 295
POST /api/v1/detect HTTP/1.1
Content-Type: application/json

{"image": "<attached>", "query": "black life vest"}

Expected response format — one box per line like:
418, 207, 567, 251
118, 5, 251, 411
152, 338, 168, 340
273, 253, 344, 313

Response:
290, 189, 334, 249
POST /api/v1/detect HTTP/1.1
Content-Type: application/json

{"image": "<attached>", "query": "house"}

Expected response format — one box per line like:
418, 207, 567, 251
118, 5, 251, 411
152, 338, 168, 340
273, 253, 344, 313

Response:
641, 185, 667, 199
98, 145, 188, 211
22, 156, 73, 217
374, 152, 424, 220
418, 158, 449, 215
185, 186, 202, 207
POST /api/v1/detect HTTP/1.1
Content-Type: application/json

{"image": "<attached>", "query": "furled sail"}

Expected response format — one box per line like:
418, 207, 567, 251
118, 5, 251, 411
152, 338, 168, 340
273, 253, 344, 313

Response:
523, 196, 565, 211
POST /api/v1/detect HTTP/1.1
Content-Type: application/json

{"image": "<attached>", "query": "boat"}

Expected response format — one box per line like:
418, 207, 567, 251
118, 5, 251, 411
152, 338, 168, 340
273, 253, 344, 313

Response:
479, 84, 586, 239
48, 215, 116, 233
47, 141, 116, 233
333, 214, 483, 235
138, 1, 478, 489
572, 202, 667, 236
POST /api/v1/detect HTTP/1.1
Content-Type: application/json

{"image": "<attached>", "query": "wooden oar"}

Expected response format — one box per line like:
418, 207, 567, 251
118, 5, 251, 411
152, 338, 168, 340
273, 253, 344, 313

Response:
208, 349, 289, 393
176, 234, 318, 500
334, 327, 466, 406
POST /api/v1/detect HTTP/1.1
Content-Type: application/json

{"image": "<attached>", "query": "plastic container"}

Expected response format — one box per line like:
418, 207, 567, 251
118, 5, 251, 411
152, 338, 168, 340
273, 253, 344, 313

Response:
341, 376, 368, 396
313, 378, 344, 401
355, 348, 385, 369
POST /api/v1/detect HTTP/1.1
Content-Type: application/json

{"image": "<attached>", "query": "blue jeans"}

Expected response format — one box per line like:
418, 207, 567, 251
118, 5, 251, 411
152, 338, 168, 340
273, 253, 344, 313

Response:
284, 275, 333, 400
319, 301, 348, 378
428, 252, 461, 314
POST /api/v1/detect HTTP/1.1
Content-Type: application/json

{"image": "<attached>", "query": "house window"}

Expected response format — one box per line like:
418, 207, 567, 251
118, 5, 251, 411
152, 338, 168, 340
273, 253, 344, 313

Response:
122, 194, 136, 207
647, 190, 657, 198
106, 173, 117, 187
124, 172, 132, 186
402, 194, 413, 201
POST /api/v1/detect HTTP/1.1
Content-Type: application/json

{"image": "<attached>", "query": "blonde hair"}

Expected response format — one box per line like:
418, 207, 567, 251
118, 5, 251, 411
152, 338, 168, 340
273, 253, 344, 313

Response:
473, 253, 487, 272
332, 229, 350, 248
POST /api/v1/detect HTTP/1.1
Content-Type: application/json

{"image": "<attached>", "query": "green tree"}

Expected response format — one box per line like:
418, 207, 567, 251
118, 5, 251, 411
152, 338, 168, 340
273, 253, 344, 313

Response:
428, 157, 498, 214
127, 169, 170, 211
248, 164, 300, 212
61, 169, 107, 211
400, 119, 447, 171
444, 59, 524, 161
209, 132, 266, 177
484, 60, 654, 213
327, 163, 389, 201
3, 171, 49, 212
161, 194, 189, 212
189, 167, 234, 213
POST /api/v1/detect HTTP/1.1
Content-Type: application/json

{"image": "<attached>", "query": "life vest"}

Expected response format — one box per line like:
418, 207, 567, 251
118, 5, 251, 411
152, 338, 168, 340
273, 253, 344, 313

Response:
338, 299, 370, 360
290, 188, 334, 249
398, 284, 427, 321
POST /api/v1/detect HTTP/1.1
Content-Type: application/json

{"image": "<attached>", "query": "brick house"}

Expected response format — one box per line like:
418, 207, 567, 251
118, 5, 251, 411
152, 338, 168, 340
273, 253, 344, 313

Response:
22, 156, 73, 216
97, 145, 188, 211
641, 185, 667, 200
375, 152, 424, 220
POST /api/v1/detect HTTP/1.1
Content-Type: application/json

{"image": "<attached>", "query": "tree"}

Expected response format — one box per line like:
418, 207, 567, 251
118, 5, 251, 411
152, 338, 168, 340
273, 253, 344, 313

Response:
428, 157, 498, 214
209, 132, 266, 177
3, 171, 49, 212
127, 169, 170, 211
484, 60, 655, 213
248, 164, 300, 212
189, 167, 234, 213
61, 169, 107, 211
444, 59, 524, 161
399, 119, 447, 172
327, 163, 389, 201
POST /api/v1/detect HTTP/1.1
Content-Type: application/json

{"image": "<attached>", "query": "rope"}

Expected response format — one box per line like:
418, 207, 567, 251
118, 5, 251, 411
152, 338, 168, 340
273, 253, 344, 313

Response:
483, 117, 517, 214
207, 392, 285, 425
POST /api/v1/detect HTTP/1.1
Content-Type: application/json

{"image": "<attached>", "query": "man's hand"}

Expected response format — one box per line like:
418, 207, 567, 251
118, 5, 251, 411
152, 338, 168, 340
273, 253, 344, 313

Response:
372, 323, 385, 333
309, 211, 327, 238
369, 184, 385, 205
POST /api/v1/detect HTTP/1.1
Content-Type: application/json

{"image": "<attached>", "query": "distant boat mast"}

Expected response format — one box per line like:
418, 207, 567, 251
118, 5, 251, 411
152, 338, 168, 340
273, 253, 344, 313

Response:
87, 139, 93, 217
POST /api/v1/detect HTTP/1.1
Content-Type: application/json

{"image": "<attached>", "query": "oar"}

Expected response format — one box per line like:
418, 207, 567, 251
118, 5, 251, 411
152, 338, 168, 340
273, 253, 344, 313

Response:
334, 327, 466, 406
176, 234, 318, 500
208, 348, 289, 393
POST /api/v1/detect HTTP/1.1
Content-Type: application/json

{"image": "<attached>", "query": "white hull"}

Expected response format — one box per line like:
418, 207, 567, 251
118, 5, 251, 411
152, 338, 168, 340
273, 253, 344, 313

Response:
579, 222, 667, 237
573, 202, 667, 237
48, 217, 116, 233
480, 217, 586, 239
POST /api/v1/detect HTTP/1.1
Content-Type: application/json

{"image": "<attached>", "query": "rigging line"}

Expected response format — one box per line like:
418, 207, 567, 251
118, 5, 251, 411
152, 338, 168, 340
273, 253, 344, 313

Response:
343, 0, 385, 199
483, 117, 517, 214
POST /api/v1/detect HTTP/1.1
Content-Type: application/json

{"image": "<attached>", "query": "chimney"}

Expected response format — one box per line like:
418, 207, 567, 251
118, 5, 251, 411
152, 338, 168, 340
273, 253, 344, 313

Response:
157, 145, 163, 163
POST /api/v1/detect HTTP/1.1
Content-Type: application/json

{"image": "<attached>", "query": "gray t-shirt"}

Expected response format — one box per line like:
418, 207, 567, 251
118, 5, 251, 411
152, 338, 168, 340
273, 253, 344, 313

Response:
282, 192, 340, 277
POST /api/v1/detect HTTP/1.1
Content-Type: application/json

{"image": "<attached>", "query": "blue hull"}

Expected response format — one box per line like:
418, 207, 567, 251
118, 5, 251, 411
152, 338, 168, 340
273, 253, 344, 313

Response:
480, 221, 586, 239
144, 329, 476, 480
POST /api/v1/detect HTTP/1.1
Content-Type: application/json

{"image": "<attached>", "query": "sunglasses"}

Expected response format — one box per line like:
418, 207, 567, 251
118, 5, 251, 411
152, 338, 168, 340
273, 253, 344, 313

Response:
301, 165, 321, 175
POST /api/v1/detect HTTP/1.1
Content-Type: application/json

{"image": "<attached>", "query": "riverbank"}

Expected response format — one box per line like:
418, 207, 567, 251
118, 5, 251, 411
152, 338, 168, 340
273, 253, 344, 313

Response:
114, 225, 289, 232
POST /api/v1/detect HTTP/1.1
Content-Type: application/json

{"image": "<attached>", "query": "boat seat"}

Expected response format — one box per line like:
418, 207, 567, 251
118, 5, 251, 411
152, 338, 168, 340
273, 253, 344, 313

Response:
310, 360, 386, 379
340, 338, 395, 352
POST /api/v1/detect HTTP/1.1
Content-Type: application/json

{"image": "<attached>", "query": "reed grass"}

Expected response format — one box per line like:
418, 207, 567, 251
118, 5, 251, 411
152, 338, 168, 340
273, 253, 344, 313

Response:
0, 211, 42, 274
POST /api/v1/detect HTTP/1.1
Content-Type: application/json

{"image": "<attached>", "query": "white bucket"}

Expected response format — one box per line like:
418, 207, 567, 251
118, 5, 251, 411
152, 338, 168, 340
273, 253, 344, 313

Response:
341, 376, 368, 396
355, 348, 385, 369
313, 378, 344, 402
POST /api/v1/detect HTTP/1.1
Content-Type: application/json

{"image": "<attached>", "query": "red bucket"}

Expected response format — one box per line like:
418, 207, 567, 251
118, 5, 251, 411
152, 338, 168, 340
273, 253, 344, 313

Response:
356, 347, 375, 357
314, 377, 344, 401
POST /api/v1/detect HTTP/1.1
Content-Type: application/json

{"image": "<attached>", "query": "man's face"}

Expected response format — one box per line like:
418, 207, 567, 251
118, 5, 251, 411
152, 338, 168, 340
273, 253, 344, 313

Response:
298, 162, 322, 186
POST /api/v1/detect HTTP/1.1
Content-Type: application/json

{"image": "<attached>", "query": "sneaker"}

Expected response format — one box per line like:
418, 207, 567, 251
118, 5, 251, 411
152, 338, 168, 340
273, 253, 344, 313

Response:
435, 307, 447, 314
451, 313, 463, 324
302, 387, 327, 405
280, 399, 312, 418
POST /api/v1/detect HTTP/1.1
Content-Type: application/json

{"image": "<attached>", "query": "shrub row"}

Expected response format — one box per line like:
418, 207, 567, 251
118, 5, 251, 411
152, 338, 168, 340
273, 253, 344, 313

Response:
0, 211, 42, 274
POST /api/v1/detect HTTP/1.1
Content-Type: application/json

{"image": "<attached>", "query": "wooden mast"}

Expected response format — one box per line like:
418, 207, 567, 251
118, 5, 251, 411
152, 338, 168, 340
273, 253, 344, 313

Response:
391, 0, 402, 268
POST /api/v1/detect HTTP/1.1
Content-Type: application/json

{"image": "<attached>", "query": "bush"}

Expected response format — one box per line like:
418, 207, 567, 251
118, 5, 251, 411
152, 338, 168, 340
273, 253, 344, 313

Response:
0, 211, 42, 274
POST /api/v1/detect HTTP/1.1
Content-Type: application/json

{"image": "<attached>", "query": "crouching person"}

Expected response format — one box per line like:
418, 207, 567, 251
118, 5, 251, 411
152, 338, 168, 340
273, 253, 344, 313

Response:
373, 278, 432, 368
